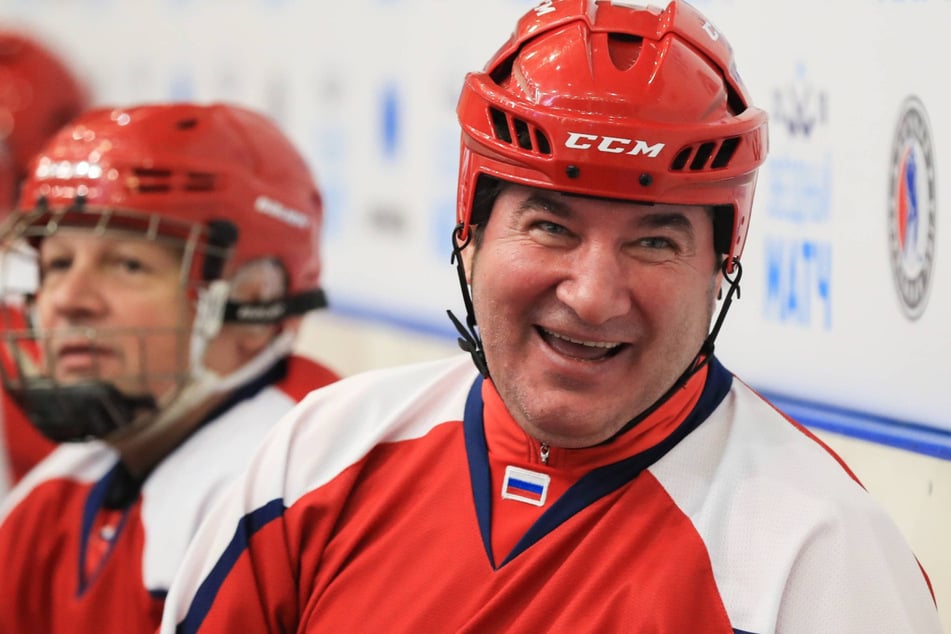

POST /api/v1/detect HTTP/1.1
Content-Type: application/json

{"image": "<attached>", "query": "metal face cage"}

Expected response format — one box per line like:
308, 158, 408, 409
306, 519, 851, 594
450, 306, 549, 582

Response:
0, 203, 235, 441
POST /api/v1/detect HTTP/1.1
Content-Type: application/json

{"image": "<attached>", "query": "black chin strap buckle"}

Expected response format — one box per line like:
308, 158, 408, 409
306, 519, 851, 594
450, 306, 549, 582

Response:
606, 257, 744, 443
447, 309, 489, 377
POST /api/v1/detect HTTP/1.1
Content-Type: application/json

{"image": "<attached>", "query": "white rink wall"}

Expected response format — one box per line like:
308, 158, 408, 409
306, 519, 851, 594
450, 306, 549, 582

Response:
2, 0, 949, 628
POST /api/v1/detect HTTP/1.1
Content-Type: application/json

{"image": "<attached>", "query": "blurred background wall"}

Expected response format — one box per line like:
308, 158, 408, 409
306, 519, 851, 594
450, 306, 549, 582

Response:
2, 0, 948, 627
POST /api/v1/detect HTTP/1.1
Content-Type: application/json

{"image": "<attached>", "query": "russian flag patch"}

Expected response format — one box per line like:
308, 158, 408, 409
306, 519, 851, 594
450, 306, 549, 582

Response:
501, 466, 551, 507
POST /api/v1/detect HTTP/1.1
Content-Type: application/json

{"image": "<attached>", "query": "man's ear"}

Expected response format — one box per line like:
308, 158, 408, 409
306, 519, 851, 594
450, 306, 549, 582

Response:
714, 255, 727, 300
206, 258, 288, 369
457, 228, 477, 284
234, 322, 280, 360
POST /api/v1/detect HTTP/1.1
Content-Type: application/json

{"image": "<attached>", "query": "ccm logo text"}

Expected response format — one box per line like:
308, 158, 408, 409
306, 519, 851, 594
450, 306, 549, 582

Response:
565, 133, 665, 157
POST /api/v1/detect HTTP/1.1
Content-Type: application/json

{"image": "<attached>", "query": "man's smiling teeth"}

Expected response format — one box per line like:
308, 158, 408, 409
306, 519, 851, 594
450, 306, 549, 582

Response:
543, 329, 621, 350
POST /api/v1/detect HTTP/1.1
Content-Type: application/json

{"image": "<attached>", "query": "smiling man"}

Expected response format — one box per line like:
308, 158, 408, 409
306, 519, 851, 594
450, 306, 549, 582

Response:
462, 184, 721, 449
160, 2, 940, 632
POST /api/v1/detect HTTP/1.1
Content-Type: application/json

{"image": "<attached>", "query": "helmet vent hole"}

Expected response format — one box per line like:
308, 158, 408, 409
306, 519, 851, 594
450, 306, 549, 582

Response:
513, 118, 532, 150
711, 137, 740, 168
129, 167, 217, 194
726, 85, 746, 116
133, 167, 171, 177
671, 137, 741, 173
535, 130, 551, 154
489, 107, 512, 143
671, 147, 692, 171
690, 142, 716, 170
607, 34, 642, 71
487, 107, 551, 155
131, 167, 172, 193
134, 183, 171, 193
186, 172, 216, 192
176, 118, 199, 130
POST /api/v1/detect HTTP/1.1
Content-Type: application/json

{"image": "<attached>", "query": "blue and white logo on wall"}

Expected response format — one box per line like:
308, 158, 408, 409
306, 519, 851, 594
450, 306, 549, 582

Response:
771, 62, 828, 139
762, 63, 834, 330
887, 96, 936, 321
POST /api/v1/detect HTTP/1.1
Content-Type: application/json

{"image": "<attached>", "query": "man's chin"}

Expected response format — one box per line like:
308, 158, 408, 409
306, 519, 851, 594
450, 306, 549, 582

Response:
520, 402, 623, 445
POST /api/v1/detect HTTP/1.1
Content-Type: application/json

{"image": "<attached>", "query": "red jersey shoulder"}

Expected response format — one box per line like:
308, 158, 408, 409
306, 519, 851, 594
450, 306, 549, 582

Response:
276, 355, 340, 402
2, 391, 56, 483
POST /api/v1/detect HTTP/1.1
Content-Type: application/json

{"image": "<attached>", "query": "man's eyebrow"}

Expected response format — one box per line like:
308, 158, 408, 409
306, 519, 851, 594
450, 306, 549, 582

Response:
514, 191, 573, 218
637, 211, 695, 236
514, 191, 697, 236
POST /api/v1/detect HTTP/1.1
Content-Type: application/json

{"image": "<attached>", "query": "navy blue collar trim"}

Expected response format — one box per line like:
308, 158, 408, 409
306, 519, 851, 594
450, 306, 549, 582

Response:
78, 462, 132, 594
76, 359, 290, 593
464, 357, 733, 568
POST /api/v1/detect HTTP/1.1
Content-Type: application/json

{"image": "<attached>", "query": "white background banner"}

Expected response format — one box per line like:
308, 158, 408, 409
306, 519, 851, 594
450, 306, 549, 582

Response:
2, 0, 948, 434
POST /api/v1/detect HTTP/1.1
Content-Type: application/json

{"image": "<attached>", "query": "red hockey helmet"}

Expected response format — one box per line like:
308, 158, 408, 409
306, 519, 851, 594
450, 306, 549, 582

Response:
1, 102, 325, 442
456, 0, 768, 266
0, 30, 88, 210
14, 102, 324, 296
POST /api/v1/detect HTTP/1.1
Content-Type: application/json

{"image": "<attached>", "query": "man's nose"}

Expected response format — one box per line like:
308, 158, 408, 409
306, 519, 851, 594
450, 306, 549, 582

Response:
555, 244, 633, 325
43, 263, 107, 321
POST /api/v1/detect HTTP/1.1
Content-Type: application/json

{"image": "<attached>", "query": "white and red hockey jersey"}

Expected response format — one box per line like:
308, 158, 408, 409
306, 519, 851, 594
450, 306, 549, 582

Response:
161, 354, 940, 633
0, 355, 338, 634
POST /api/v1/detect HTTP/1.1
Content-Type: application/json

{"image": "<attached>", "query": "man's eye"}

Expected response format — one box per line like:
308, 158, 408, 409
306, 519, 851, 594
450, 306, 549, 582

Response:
118, 258, 145, 273
40, 256, 71, 274
535, 220, 567, 235
639, 237, 675, 250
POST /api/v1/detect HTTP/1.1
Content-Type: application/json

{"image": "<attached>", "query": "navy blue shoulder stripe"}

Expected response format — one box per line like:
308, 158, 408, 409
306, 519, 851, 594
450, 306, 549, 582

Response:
177, 498, 286, 633
462, 374, 494, 568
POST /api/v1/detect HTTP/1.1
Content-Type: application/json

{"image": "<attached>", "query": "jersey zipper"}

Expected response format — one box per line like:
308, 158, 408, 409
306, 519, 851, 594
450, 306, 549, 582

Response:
539, 442, 550, 465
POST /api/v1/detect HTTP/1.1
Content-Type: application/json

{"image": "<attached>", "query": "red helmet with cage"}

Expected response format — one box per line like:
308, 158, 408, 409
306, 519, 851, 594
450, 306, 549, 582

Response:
1, 102, 325, 442
0, 30, 88, 210
456, 0, 768, 267
15, 102, 324, 296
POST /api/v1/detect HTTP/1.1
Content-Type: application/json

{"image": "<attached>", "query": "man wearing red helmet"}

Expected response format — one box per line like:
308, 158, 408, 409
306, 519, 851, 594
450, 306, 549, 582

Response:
160, 2, 940, 632
0, 29, 89, 498
0, 102, 339, 633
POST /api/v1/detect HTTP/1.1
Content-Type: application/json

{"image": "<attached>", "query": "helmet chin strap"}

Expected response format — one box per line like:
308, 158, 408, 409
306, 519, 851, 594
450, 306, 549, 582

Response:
447, 224, 489, 377
139, 329, 296, 443
603, 257, 743, 443
139, 279, 298, 441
